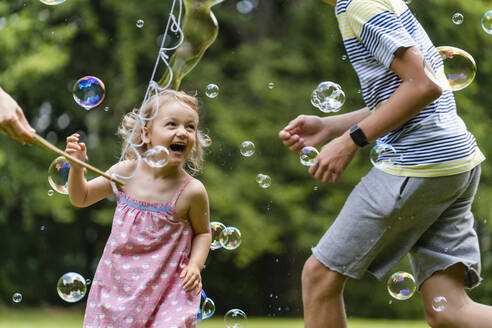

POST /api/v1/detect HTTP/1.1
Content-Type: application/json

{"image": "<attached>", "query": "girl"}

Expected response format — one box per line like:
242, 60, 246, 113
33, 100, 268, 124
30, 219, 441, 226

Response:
65, 89, 212, 328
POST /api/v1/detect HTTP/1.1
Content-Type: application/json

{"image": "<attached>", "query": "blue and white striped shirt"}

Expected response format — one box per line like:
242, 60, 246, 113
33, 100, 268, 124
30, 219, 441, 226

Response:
336, 0, 484, 177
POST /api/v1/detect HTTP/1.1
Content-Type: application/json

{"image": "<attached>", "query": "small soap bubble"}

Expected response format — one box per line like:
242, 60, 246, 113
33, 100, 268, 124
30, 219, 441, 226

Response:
48, 156, 70, 195
240, 141, 255, 157
256, 173, 271, 188
423, 46, 476, 92
387, 271, 416, 300
143, 145, 169, 168
268, 82, 275, 89
136, 19, 144, 28
210, 221, 226, 250
197, 290, 216, 321
12, 292, 22, 303
104, 106, 110, 112
300, 146, 319, 166
311, 81, 345, 113
370, 143, 400, 169
236, 0, 254, 14
85, 279, 91, 286
205, 84, 219, 98
481, 10, 492, 35
219, 226, 242, 250
40, 0, 66, 5
57, 272, 87, 303
48, 189, 54, 196
404, 0, 411, 4
40, 225, 46, 231
224, 308, 248, 328
341, 55, 347, 61
73, 76, 106, 110
432, 296, 448, 312
452, 13, 464, 25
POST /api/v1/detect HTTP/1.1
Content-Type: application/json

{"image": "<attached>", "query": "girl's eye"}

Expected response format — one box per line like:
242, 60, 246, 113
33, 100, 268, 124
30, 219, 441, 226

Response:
187, 124, 196, 130
166, 122, 176, 127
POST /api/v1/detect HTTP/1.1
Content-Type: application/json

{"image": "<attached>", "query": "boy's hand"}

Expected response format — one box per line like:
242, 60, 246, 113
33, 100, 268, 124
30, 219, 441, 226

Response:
180, 262, 202, 295
278, 115, 329, 152
65, 133, 87, 168
308, 131, 359, 183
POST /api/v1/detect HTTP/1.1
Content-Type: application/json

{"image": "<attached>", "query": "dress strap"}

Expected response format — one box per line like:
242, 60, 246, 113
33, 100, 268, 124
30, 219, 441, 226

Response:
170, 177, 193, 207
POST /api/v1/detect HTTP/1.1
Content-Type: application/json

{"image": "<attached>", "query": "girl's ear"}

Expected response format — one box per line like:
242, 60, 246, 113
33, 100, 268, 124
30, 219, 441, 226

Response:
141, 125, 151, 144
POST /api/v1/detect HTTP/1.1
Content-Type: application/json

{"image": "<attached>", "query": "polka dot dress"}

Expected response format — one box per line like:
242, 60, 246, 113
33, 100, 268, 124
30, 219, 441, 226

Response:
83, 178, 199, 328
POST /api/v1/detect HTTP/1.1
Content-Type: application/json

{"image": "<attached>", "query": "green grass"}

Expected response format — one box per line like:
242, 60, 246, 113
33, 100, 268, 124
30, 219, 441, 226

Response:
0, 308, 430, 328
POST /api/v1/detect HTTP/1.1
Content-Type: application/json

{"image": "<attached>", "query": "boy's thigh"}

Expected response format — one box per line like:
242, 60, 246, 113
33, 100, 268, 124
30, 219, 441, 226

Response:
312, 166, 479, 283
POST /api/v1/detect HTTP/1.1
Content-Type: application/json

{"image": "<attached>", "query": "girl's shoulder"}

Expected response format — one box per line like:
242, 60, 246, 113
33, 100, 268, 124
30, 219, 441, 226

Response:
180, 176, 208, 203
106, 159, 138, 177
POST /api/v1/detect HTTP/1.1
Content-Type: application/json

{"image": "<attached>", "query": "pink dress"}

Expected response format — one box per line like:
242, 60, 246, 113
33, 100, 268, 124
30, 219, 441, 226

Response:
84, 178, 199, 328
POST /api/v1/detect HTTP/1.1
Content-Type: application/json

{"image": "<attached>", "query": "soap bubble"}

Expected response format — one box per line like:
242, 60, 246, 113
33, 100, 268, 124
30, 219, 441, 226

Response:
300, 146, 319, 166
210, 221, 226, 250
73, 76, 106, 110
40, 0, 66, 5
12, 292, 22, 303
143, 145, 169, 168
57, 272, 87, 303
240, 141, 255, 157
424, 46, 476, 92
48, 156, 70, 194
311, 81, 345, 113
452, 13, 463, 25
48, 189, 54, 196
224, 308, 248, 328
432, 296, 448, 312
136, 19, 144, 28
268, 82, 275, 89
205, 84, 219, 98
481, 10, 492, 34
197, 290, 216, 321
370, 143, 400, 169
387, 271, 416, 300
219, 226, 242, 250
256, 173, 271, 188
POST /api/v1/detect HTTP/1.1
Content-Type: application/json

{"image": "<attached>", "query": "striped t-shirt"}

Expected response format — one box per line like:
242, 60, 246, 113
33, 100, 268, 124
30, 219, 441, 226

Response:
335, 0, 484, 177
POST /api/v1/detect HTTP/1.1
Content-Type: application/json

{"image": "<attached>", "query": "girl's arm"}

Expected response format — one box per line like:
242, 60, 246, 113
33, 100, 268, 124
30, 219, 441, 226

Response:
180, 180, 212, 295
65, 133, 115, 207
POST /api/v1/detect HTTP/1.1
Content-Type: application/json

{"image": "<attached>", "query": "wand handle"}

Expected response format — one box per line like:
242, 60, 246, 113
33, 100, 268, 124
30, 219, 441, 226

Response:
33, 133, 124, 186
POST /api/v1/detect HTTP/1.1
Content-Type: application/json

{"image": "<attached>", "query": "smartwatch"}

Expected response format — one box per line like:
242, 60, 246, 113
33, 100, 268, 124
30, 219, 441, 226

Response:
349, 124, 369, 147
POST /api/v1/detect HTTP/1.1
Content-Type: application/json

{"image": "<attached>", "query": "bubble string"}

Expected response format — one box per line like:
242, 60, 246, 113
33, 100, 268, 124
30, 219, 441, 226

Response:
116, 0, 184, 182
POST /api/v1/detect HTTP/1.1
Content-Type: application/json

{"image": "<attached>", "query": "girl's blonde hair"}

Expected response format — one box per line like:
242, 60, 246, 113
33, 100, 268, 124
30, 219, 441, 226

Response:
117, 89, 211, 175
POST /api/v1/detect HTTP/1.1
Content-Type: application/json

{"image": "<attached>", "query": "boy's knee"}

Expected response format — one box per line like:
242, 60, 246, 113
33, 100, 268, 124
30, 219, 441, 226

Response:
301, 256, 346, 297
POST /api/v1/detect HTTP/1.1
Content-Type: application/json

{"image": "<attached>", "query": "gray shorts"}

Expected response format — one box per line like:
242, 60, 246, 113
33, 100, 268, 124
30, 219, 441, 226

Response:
312, 165, 482, 289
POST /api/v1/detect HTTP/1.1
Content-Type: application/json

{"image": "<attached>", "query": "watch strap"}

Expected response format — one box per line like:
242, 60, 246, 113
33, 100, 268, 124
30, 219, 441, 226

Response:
349, 124, 369, 147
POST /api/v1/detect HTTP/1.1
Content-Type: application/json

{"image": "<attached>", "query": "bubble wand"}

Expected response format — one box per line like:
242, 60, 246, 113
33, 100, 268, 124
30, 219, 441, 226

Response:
33, 133, 124, 186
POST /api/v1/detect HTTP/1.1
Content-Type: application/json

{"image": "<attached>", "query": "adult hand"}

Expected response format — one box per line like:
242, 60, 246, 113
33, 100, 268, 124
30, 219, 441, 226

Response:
308, 132, 359, 183
0, 87, 35, 144
278, 114, 331, 152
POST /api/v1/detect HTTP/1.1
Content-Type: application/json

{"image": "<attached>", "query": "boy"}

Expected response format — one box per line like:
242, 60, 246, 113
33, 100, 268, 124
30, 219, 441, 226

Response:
279, 0, 492, 327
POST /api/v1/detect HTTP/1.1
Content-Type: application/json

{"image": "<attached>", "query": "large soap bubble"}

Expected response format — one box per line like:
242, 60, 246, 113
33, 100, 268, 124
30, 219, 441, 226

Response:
73, 76, 106, 110
311, 81, 345, 113
196, 290, 216, 321
210, 221, 226, 250
143, 145, 169, 168
224, 308, 248, 328
387, 271, 416, 301
48, 156, 70, 194
482, 10, 492, 34
424, 46, 476, 92
57, 272, 87, 303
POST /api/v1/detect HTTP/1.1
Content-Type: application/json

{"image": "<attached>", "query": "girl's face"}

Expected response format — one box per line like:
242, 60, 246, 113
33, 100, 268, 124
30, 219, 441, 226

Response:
144, 100, 199, 166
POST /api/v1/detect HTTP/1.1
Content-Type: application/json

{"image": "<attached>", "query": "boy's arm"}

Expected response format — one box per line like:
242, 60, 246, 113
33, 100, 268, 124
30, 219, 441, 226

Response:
310, 46, 442, 183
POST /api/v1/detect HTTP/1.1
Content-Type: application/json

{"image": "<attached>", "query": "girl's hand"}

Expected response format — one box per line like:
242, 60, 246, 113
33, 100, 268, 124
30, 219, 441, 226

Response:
65, 133, 87, 168
180, 263, 202, 295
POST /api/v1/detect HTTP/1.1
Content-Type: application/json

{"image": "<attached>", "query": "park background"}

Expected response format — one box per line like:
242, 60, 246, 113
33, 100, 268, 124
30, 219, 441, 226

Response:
0, 0, 491, 326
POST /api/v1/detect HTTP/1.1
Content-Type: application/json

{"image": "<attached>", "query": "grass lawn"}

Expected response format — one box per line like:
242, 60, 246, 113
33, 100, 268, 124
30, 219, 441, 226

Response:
0, 308, 430, 327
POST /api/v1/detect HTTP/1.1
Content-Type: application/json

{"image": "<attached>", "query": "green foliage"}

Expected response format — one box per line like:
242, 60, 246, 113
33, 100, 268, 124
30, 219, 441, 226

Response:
0, 0, 491, 319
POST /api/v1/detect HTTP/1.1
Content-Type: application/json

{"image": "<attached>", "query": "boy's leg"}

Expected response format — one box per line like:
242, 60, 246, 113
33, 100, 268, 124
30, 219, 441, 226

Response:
420, 263, 492, 328
302, 255, 349, 328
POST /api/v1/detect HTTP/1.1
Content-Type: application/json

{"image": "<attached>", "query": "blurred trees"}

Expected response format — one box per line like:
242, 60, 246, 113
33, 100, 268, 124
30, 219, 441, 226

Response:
0, 0, 491, 319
